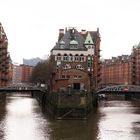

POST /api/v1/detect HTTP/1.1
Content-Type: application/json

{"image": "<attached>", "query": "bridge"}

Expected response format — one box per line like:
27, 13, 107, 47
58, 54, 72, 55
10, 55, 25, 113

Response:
97, 85, 140, 94
0, 85, 46, 93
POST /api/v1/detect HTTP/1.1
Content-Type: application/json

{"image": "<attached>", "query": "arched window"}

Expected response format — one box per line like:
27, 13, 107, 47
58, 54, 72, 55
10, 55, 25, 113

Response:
57, 53, 61, 61
63, 54, 68, 61
75, 54, 79, 61
80, 54, 85, 62
69, 54, 73, 61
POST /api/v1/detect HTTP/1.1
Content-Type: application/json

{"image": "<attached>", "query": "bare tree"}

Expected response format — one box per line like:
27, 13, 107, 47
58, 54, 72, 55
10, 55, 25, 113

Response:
30, 58, 52, 85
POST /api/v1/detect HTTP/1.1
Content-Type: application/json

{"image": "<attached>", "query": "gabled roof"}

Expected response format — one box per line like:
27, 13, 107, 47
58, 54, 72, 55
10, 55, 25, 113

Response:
52, 28, 86, 50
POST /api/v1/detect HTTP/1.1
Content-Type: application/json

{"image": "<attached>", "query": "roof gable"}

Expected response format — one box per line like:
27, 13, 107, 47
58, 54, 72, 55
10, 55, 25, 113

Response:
84, 32, 94, 45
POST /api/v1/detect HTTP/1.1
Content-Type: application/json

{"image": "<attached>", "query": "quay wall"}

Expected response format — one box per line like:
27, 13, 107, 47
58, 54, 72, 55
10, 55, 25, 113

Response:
33, 90, 95, 119
0, 93, 6, 103
126, 93, 140, 101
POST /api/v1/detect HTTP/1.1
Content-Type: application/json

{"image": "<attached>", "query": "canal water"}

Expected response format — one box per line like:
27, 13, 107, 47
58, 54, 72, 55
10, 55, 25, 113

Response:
0, 94, 140, 140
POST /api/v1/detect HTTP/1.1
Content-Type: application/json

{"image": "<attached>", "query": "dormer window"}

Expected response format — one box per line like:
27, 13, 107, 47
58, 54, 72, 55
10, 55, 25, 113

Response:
70, 40, 78, 49
59, 40, 65, 49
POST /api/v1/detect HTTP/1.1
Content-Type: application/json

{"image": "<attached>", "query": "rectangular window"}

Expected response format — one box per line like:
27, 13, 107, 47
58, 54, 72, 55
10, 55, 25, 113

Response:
63, 56, 68, 61
75, 57, 79, 61
80, 57, 84, 62
70, 56, 73, 61
73, 83, 80, 90
57, 56, 61, 61
61, 75, 65, 79
66, 75, 70, 79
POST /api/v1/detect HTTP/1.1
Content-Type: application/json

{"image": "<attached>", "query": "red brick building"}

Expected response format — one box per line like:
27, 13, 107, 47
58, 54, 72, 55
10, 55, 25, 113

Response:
0, 23, 10, 86
20, 64, 33, 83
49, 27, 101, 93
101, 42, 140, 87
101, 55, 131, 86
131, 43, 140, 85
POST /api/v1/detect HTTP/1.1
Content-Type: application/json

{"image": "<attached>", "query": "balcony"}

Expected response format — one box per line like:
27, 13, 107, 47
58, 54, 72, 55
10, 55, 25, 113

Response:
0, 44, 3, 49
2, 56, 7, 60
132, 66, 136, 69
132, 56, 136, 59
2, 50, 7, 55
97, 78, 102, 83
1, 75, 8, 80
5, 64, 9, 69
132, 74, 136, 77
1, 62, 5, 66
5, 70, 9, 74
132, 61, 136, 64
0, 38, 4, 43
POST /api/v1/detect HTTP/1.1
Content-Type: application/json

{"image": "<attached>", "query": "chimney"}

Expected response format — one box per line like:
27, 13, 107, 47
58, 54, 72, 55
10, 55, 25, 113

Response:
58, 29, 64, 41
81, 29, 86, 34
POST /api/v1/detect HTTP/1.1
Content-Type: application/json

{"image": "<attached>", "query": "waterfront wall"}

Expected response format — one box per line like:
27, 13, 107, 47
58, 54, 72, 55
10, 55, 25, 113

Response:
0, 93, 6, 103
126, 93, 140, 101
33, 91, 94, 119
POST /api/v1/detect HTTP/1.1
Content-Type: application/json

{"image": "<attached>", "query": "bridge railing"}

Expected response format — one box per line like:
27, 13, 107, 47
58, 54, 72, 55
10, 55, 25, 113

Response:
96, 84, 140, 94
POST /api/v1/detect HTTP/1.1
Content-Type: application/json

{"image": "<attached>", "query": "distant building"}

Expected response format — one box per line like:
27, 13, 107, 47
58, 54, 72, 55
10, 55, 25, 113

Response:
12, 64, 33, 85
7, 56, 13, 85
96, 41, 140, 87
131, 42, 140, 85
23, 57, 42, 66
12, 65, 21, 84
101, 55, 131, 86
49, 27, 101, 93
20, 64, 33, 83
0, 22, 10, 86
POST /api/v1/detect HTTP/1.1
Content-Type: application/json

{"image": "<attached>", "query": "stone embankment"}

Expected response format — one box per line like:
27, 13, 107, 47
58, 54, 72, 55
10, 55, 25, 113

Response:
33, 90, 97, 119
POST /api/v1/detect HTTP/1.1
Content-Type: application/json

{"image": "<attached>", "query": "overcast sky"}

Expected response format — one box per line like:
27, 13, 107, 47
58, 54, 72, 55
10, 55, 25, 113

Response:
0, 0, 140, 64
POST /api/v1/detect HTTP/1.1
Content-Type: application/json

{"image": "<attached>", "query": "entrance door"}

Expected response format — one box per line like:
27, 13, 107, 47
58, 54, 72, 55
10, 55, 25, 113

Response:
73, 83, 80, 90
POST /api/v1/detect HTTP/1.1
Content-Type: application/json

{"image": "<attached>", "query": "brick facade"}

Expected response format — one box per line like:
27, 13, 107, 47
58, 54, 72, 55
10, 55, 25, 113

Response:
49, 27, 101, 93
101, 55, 131, 86
20, 64, 33, 83
131, 43, 140, 85
101, 42, 140, 87
0, 23, 9, 86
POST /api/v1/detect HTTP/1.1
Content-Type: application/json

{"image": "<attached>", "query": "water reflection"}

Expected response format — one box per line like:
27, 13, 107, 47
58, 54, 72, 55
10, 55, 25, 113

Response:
0, 100, 6, 140
98, 101, 140, 140
3, 95, 50, 140
46, 112, 99, 140
0, 94, 140, 140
